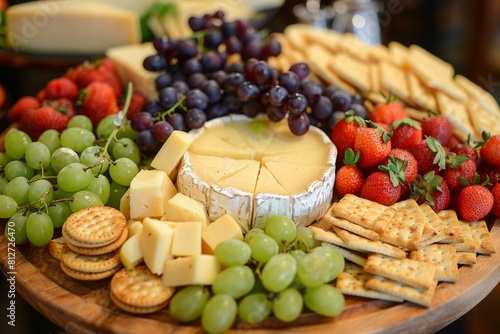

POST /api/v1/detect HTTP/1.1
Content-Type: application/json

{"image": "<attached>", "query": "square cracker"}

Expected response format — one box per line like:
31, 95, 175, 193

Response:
336, 263, 404, 302
420, 221, 439, 247
366, 275, 438, 308
456, 252, 476, 265
435, 91, 477, 142
419, 204, 456, 244
436, 210, 465, 244
469, 220, 495, 255
309, 225, 347, 247
379, 199, 426, 251
407, 71, 437, 111
330, 194, 396, 234
409, 244, 459, 282
455, 74, 500, 115
329, 53, 371, 94
322, 243, 367, 267
335, 227, 407, 259
379, 61, 411, 104
322, 214, 380, 241
363, 254, 437, 290
467, 101, 500, 139
455, 220, 476, 253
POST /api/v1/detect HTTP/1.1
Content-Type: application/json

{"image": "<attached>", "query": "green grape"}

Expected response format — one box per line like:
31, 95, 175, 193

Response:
4, 160, 34, 181
272, 288, 303, 322
50, 147, 80, 174
53, 186, 74, 201
244, 227, 264, 243
249, 276, 267, 294
248, 233, 279, 264
214, 239, 251, 267
57, 163, 93, 192
60, 127, 96, 154
310, 245, 345, 282
4, 128, 32, 159
5, 212, 29, 244
0, 152, 9, 167
169, 285, 211, 323
48, 201, 72, 228
107, 181, 128, 209
289, 249, 306, 262
3, 176, 30, 206
70, 190, 104, 212
96, 114, 118, 140
38, 129, 61, 154
265, 215, 297, 251
238, 293, 272, 324
112, 138, 141, 165
0, 195, 18, 218
84, 174, 110, 205
28, 179, 54, 209
212, 265, 255, 299
296, 252, 330, 287
201, 294, 237, 334
67, 115, 93, 131
118, 121, 139, 140
109, 157, 139, 186
80, 146, 109, 174
25, 142, 51, 170
296, 226, 320, 251
289, 275, 305, 291
261, 253, 297, 292
0, 175, 9, 194
303, 284, 345, 317
26, 212, 54, 247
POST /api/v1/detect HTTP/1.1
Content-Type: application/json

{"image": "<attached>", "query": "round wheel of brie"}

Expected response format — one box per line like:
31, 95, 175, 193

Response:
176, 114, 337, 232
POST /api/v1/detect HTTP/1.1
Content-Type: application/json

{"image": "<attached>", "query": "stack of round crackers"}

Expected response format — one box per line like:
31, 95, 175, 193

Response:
57, 206, 128, 281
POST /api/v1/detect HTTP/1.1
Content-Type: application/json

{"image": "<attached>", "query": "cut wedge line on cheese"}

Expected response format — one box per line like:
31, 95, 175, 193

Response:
188, 130, 254, 159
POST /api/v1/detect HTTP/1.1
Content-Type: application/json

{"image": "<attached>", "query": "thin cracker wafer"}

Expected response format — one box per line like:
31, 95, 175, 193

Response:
379, 61, 411, 103
65, 227, 128, 256
469, 220, 495, 254
60, 261, 121, 281
62, 249, 122, 273
409, 244, 459, 282
309, 225, 348, 247
436, 210, 465, 244
407, 71, 437, 111
454, 219, 476, 252
321, 242, 367, 267
456, 252, 476, 265
323, 214, 380, 241
435, 91, 477, 141
329, 53, 371, 93
455, 74, 500, 115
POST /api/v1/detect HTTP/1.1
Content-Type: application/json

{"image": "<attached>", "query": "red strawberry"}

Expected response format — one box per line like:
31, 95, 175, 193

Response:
334, 149, 364, 197
382, 148, 418, 185
457, 184, 493, 221
421, 114, 454, 146
370, 99, 406, 126
19, 107, 69, 140
360, 171, 401, 206
77, 81, 119, 127
477, 163, 500, 187
409, 137, 446, 175
75, 60, 122, 98
480, 133, 500, 168
36, 89, 46, 103
410, 171, 450, 212
123, 92, 147, 120
443, 159, 476, 192
491, 184, 500, 218
44, 77, 80, 102
330, 110, 366, 166
353, 123, 392, 170
450, 142, 479, 167
65, 63, 84, 82
7, 96, 40, 122
390, 118, 422, 150
42, 98, 77, 119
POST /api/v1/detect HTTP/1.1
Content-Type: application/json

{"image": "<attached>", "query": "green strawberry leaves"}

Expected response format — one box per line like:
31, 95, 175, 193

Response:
379, 155, 406, 187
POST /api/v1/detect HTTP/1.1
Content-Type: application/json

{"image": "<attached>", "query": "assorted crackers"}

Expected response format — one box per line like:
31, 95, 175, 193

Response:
312, 194, 496, 308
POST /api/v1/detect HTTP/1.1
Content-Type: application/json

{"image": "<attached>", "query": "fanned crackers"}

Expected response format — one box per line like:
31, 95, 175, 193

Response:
409, 244, 459, 282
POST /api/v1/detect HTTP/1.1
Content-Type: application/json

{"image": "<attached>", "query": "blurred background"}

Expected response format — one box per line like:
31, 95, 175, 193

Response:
1, 0, 499, 333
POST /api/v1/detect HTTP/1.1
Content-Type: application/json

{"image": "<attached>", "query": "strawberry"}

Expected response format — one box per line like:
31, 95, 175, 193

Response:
334, 148, 364, 197
360, 171, 401, 206
74, 60, 122, 98
77, 81, 119, 127
44, 77, 80, 102
7, 96, 40, 122
410, 171, 450, 212
491, 184, 500, 218
479, 133, 500, 168
442, 158, 476, 192
450, 141, 479, 167
390, 118, 422, 150
409, 137, 447, 175
36, 89, 46, 103
42, 98, 77, 119
330, 110, 366, 166
457, 184, 493, 221
477, 163, 500, 187
123, 92, 147, 120
353, 122, 392, 170
18, 106, 70, 140
381, 148, 418, 185
369, 94, 406, 126
421, 114, 454, 146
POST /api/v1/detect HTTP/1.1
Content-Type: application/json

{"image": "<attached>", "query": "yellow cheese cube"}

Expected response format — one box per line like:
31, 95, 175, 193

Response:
161, 193, 209, 227
170, 222, 202, 257
119, 188, 130, 219
162, 255, 220, 287
140, 217, 174, 275
201, 214, 244, 254
126, 219, 142, 238
120, 230, 143, 269
129, 169, 177, 219
150, 130, 194, 176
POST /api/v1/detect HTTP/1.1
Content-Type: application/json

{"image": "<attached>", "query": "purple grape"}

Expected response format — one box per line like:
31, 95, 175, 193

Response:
188, 16, 204, 32
159, 87, 180, 109
237, 81, 261, 102
253, 61, 272, 85
267, 85, 289, 107
328, 111, 346, 129
278, 71, 300, 93
143, 54, 167, 72
222, 93, 242, 112
204, 29, 224, 49
311, 96, 333, 120
200, 51, 224, 72
166, 112, 187, 131
211, 70, 228, 85
153, 36, 176, 59
152, 121, 174, 143
349, 103, 367, 119
286, 93, 308, 115
351, 93, 364, 105
225, 61, 243, 74
301, 81, 323, 104
201, 80, 222, 104
243, 58, 259, 81
206, 103, 229, 120
331, 90, 352, 112
235, 19, 250, 37
225, 36, 242, 54
263, 38, 281, 58
324, 85, 340, 99
182, 58, 203, 76
186, 89, 209, 110
266, 105, 287, 122
212, 10, 224, 20
136, 129, 158, 152
171, 80, 190, 95
143, 99, 163, 116
155, 72, 173, 91
288, 113, 310, 136
220, 20, 236, 37
176, 39, 198, 60
242, 101, 262, 118
185, 108, 207, 129
242, 39, 263, 60
131, 112, 154, 131
289, 62, 310, 80
223, 72, 245, 92
187, 73, 207, 89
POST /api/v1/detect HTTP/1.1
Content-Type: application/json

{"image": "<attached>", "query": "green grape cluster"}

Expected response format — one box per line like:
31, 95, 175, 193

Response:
1, 97, 141, 247
169, 215, 346, 333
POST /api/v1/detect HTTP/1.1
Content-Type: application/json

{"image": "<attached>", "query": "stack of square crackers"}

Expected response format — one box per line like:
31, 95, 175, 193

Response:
268, 24, 500, 141
310, 194, 496, 307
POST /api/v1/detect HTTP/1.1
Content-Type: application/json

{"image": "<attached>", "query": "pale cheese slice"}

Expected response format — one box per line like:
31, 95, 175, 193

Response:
262, 147, 334, 166
188, 130, 254, 159
264, 162, 330, 195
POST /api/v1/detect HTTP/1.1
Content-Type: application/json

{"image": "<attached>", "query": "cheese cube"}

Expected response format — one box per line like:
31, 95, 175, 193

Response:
170, 222, 202, 257
120, 230, 143, 269
129, 169, 177, 219
161, 193, 209, 227
126, 219, 143, 238
150, 131, 194, 176
140, 217, 174, 275
162, 255, 220, 287
119, 188, 130, 219
201, 214, 244, 254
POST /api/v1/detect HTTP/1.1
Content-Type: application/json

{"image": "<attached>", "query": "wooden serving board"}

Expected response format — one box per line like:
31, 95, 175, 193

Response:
1, 218, 499, 334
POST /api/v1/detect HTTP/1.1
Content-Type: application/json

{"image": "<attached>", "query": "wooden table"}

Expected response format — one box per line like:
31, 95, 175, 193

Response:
1, 218, 499, 334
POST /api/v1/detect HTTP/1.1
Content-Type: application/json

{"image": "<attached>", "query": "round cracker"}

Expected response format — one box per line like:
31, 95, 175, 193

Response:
61, 249, 121, 273
60, 262, 121, 281
65, 227, 128, 256
110, 292, 169, 315
48, 236, 67, 261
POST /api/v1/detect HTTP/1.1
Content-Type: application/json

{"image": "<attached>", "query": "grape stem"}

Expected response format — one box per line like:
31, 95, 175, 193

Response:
158, 95, 187, 121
